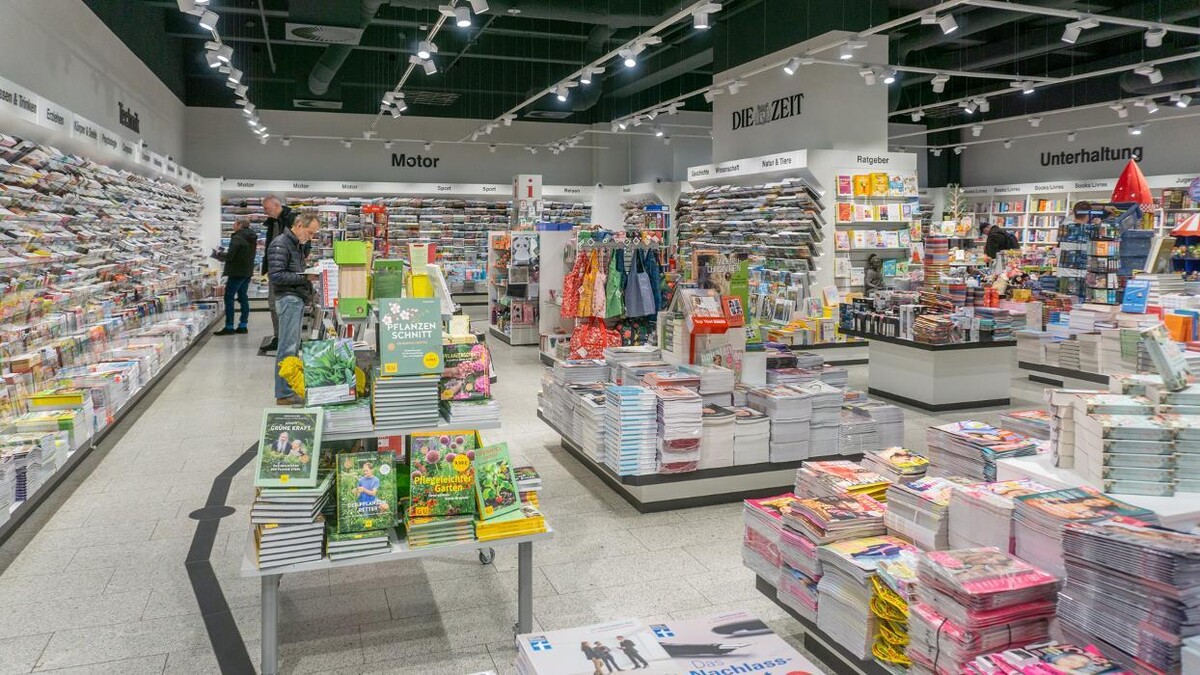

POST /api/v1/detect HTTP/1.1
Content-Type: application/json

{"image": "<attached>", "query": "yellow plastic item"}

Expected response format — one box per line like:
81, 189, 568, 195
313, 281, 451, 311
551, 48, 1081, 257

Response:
278, 356, 306, 397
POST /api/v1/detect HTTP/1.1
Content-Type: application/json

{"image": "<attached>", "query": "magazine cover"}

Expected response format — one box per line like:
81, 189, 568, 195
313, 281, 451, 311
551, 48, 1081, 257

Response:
408, 431, 476, 518
301, 339, 357, 406
517, 618, 672, 674
744, 494, 796, 523
793, 493, 885, 523
649, 609, 822, 672
378, 298, 443, 377
439, 342, 491, 401
805, 461, 889, 489
255, 407, 323, 488
822, 536, 916, 572
335, 452, 397, 533
874, 446, 928, 472
1014, 487, 1155, 522
473, 442, 520, 520
922, 548, 1058, 593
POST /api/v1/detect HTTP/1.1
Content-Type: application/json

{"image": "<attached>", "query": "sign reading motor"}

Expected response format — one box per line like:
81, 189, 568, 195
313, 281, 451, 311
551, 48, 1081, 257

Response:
391, 153, 441, 168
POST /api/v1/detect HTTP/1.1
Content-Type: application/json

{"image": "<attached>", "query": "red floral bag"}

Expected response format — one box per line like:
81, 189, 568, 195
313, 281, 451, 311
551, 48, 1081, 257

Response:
569, 317, 621, 359
560, 251, 586, 319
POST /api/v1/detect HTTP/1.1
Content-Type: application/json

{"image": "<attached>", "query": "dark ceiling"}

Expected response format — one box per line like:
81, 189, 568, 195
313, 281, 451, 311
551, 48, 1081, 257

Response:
89, 0, 1199, 131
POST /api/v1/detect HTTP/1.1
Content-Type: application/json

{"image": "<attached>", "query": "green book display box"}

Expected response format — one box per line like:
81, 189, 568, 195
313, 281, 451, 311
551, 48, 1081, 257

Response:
333, 240, 370, 265
338, 298, 370, 318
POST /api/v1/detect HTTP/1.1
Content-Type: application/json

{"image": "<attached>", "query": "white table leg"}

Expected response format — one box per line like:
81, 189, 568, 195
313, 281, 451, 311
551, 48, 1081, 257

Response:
262, 574, 281, 675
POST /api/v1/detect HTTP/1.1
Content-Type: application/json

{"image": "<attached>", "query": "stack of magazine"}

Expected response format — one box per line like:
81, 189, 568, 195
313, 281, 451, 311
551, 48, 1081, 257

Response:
998, 409, 1051, 440
883, 476, 966, 550
793, 460, 890, 501
925, 420, 1039, 481
747, 384, 812, 461
730, 406, 770, 464
604, 385, 659, 475
963, 643, 1133, 675
785, 493, 886, 544
573, 388, 607, 463
1012, 486, 1157, 578
947, 479, 1051, 551
861, 446, 928, 484
816, 536, 916, 659
742, 494, 795, 585
848, 400, 905, 448
653, 386, 703, 473
698, 403, 735, 469
1058, 520, 1200, 674
837, 409, 879, 456
252, 408, 329, 569
680, 363, 736, 404
791, 380, 842, 453
909, 548, 1059, 673
552, 358, 610, 385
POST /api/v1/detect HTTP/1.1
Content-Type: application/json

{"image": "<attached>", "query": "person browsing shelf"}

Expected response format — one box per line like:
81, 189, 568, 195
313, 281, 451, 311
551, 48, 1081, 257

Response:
981, 221, 1020, 262
267, 212, 319, 405
260, 195, 297, 351
213, 218, 258, 336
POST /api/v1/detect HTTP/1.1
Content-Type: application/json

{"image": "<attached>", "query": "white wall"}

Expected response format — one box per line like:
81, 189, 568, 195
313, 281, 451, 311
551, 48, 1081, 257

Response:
960, 106, 1200, 186
711, 32, 889, 162
0, 0, 186, 159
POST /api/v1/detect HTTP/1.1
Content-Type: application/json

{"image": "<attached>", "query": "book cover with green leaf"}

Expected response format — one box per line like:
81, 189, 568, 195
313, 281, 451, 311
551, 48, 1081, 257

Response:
302, 339, 357, 406
255, 408, 323, 488
378, 298, 443, 377
473, 442, 521, 520
336, 452, 397, 533
408, 431, 476, 518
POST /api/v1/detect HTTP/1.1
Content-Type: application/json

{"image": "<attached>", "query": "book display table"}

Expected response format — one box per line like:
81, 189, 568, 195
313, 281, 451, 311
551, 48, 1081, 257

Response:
1017, 361, 1109, 387
840, 329, 1016, 411
789, 340, 870, 366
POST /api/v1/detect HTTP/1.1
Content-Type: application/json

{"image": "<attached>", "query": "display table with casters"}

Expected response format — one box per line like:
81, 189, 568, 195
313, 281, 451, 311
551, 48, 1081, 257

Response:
240, 527, 553, 675
840, 329, 1016, 411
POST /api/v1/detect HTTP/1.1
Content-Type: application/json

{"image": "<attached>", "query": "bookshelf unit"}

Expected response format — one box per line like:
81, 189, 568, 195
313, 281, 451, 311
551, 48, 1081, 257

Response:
831, 169, 920, 293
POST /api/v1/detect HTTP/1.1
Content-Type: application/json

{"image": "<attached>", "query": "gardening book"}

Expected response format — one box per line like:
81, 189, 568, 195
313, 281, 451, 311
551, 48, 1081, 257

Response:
301, 339, 357, 406
408, 431, 477, 517
473, 442, 521, 520
378, 298, 443, 377
335, 452, 397, 533
255, 408, 323, 488
439, 341, 491, 401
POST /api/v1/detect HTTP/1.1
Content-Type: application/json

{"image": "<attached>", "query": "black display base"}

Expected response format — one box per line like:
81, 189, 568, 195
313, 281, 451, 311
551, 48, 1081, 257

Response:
0, 313, 222, 546
867, 387, 1010, 412
754, 575, 891, 675
1017, 361, 1109, 385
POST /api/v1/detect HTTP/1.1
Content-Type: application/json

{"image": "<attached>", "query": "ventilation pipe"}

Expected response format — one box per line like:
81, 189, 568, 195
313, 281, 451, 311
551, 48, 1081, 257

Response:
308, 0, 387, 96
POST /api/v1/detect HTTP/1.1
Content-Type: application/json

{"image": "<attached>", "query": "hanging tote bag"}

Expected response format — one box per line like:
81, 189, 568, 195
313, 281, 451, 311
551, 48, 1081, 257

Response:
605, 248, 625, 318
578, 250, 598, 318
628, 249, 657, 317
643, 248, 665, 312
591, 250, 608, 318
559, 249, 585, 319
569, 317, 621, 359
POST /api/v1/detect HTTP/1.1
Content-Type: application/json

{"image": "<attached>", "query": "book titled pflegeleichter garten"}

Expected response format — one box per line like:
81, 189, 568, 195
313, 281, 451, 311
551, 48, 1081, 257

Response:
255, 407, 323, 488
336, 452, 397, 533
378, 298, 443, 377
473, 442, 521, 520
408, 431, 476, 518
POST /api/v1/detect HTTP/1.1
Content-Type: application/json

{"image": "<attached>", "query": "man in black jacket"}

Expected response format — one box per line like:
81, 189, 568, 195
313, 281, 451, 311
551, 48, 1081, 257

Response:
268, 212, 320, 404
213, 219, 258, 336
261, 195, 296, 351
982, 221, 1020, 262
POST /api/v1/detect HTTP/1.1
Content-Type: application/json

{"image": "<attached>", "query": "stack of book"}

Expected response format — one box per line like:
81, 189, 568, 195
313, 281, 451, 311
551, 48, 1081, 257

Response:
2, 439, 54, 503
730, 406, 770, 465
513, 459, 543, 498
698, 403, 735, 469
1045, 388, 1102, 469
326, 528, 393, 561
837, 410, 878, 456
794, 460, 890, 501
908, 548, 1059, 673
406, 514, 474, 548
680, 363, 736, 404
791, 380, 841, 454
947, 479, 1050, 552
407, 432, 476, 547
766, 367, 819, 386
742, 494, 795, 585
1169, 414, 1200, 492
13, 408, 87, 451
552, 358, 609, 385
372, 373, 441, 431
604, 385, 659, 475
0, 451, 13, 520
925, 420, 1039, 481
642, 369, 700, 391
322, 400, 373, 436
654, 386, 703, 473
998, 409, 1051, 440
883, 476, 966, 550
1073, 411, 1175, 497
603, 345, 662, 367
440, 399, 501, 426
1012, 486, 1157, 578
573, 388, 607, 463
1058, 520, 1200, 674
748, 385, 812, 461
252, 409, 329, 568
819, 365, 849, 390
784, 493, 886, 544
848, 400, 905, 448
254, 520, 326, 569
476, 503, 547, 542
861, 447, 928, 483
816, 536, 917, 659
611, 359, 671, 387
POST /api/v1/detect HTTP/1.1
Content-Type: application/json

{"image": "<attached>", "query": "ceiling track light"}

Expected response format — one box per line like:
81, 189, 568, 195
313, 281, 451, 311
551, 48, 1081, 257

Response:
383, 140, 393, 149
489, 143, 496, 153
424, 142, 433, 151
1067, 131, 1077, 142
839, 44, 855, 60
1003, 139, 1012, 149
932, 148, 943, 157
1146, 99, 1159, 114
727, 80, 746, 95
653, 126, 664, 137
389, 107, 401, 118
177, 0, 202, 15
198, 10, 218, 31
931, 73, 949, 94
1029, 116, 1042, 128
555, 85, 569, 102
937, 13, 959, 35
383, 91, 396, 105
859, 68, 878, 86
961, 100, 978, 115
422, 59, 438, 76
242, 104, 255, 115
205, 52, 222, 68
619, 48, 637, 68
783, 57, 801, 76
1177, 94, 1192, 108
971, 124, 983, 137
1129, 124, 1144, 135
911, 110, 924, 122
975, 97, 989, 113
883, 68, 897, 85
1145, 27, 1166, 48
454, 6, 472, 27
227, 68, 242, 84
234, 84, 247, 97
1110, 103, 1128, 118
417, 40, 438, 60
662, 135, 671, 145
1061, 16, 1099, 44
954, 146, 965, 155
281, 137, 291, 146
1134, 65, 1164, 84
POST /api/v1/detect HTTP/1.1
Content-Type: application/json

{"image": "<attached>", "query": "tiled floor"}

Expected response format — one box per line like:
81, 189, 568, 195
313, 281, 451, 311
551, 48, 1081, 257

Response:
0, 312, 1048, 674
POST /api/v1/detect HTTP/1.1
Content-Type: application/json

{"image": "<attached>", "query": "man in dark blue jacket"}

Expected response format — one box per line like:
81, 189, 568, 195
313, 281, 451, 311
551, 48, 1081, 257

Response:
213, 219, 258, 336
261, 195, 296, 351
267, 212, 320, 404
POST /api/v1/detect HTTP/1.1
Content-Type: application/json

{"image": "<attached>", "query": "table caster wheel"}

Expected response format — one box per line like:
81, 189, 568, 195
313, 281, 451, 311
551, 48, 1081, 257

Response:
479, 548, 495, 565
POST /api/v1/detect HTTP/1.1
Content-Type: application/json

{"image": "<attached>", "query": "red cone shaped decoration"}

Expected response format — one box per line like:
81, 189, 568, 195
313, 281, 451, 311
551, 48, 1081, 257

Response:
1111, 158, 1154, 206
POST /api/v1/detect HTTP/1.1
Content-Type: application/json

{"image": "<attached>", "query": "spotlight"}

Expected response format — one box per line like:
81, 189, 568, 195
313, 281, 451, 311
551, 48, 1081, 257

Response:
198, 10, 218, 31
177, 0, 201, 14
1129, 123, 1143, 135
468, 0, 489, 12
932, 148, 943, 157
1174, 93, 1193, 108
703, 89, 716, 103
396, 96, 408, 113
1029, 116, 1042, 127
846, 36, 868, 51
1145, 27, 1166, 48
556, 85, 568, 102
455, 6, 471, 27
954, 146, 965, 155
620, 49, 637, 68
1067, 131, 1077, 142
216, 44, 233, 63
963, 100, 978, 115
976, 97, 990, 113
653, 126, 664, 137
422, 59, 437, 76
502, 114, 515, 126
839, 43, 854, 60
382, 91, 396, 106
937, 13, 958, 34
424, 141, 433, 151
1003, 139, 1012, 149
528, 146, 537, 155
611, 122, 619, 132
783, 57, 801, 75
470, 132, 480, 142
883, 68, 897, 85
1135, 65, 1164, 84
384, 141, 393, 149
205, 52, 222, 68
693, 13, 710, 30
663, 135, 671, 145
417, 40, 437, 60
227, 68, 242, 84
728, 80, 745, 95
859, 68, 877, 86
235, 85, 247, 96
342, 139, 352, 149
931, 73, 949, 93
1146, 99, 1159, 114
282, 137, 291, 146
618, 119, 628, 130
1061, 17, 1099, 44
1110, 103, 1128, 118
971, 124, 983, 137
580, 67, 602, 84
911, 110, 924, 122
242, 104, 255, 116
489, 144, 496, 153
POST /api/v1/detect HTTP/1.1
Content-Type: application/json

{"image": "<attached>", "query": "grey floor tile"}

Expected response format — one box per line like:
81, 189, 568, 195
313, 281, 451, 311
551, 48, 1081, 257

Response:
357, 646, 496, 675
33, 653, 167, 674
0, 590, 150, 639
32, 614, 210, 671
539, 548, 707, 595
0, 568, 114, 608
0, 633, 52, 675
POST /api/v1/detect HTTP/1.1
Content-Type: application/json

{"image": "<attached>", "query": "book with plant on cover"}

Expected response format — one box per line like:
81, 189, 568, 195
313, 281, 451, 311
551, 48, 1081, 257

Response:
335, 452, 397, 533
301, 339, 357, 405
439, 341, 491, 400
408, 431, 476, 518
378, 298, 443, 377
255, 408, 323, 488
473, 442, 520, 520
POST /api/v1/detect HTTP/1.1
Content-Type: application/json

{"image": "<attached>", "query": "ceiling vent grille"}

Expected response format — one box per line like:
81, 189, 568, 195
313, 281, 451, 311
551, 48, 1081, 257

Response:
524, 110, 573, 119
404, 91, 460, 106
293, 99, 345, 110
285, 23, 364, 45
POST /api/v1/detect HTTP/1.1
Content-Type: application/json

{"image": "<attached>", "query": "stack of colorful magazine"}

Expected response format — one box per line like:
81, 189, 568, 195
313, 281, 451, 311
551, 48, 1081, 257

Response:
962, 643, 1133, 675
883, 476, 969, 550
998, 409, 1052, 440
784, 493, 886, 544
679, 363, 736, 403
742, 494, 795, 586
947, 479, 1051, 552
925, 420, 1039, 481
698, 403, 735, 469
747, 384, 812, 462
326, 528, 393, 561
1012, 486, 1157, 578
793, 460, 890, 501
604, 385, 659, 475
1058, 520, 1200, 674
861, 446, 928, 484
791, 380, 842, 455
778, 562, 821, 622
653, 386, 703, 473
837, 409, 879, 456
730, 406, 770, 465
908, 548, 1059, 673
816, 536, 917, 659
642, 369, 700, 391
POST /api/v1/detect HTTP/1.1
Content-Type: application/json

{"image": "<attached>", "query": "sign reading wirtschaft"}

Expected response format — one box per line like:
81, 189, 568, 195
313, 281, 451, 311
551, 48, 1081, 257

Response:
731, 92, 804, 131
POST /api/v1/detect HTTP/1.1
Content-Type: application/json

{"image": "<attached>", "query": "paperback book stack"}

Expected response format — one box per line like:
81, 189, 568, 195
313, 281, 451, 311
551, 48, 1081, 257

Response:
1156, 381, 1200, 415
642, 369, 700, 392
573, 388, 607, 463
1045, 388, 1102, 469
326, 528, 393, 561
406, 514, 474, 548
372, 373, 441, 432
819, 365, 849, 390
730, 406, 770, 465
513, 458, 543, 501
602, 345, 661, 369
1, 436, 57, 503
322, 400, 374, 437
1168, 414, 1200, 493
817, 536, 917, 659
552, 358, 609, 385
698, 403, 735, 469
998, 409, 1051, 440
908, 548, 1059, 674
837, 410, 879, 456
848, 400, 905, 448
252, 408, 328, 569
1073, 409, 1175, 497
440, 399, 501, 427
374, 299, 445, 431
861, 447, 928, 484
947, 479, 1050, 552
407, 433, 477, 548
748, 385, 812, 461
790, 381, 841, 455
883, 476, 967, 550
1058, 520, 1200, 674
766, 367, 819, 386
742, 494, 796, 585
680, 363, 736, 405
653, 386, 703, 474
794, 460, 890, 502
0, 451, 13, 522
925, 420, 1039, 481
604, 386, 659, 475
1012, 486, 1157, 578
611, 359, 671, 387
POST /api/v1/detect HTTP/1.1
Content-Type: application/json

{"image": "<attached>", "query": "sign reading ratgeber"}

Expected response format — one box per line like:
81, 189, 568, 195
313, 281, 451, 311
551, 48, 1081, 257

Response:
731, 91, 804, 131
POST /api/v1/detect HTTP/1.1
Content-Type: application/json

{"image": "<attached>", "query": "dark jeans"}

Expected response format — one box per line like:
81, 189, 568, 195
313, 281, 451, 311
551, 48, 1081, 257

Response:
224, 276, 251, 330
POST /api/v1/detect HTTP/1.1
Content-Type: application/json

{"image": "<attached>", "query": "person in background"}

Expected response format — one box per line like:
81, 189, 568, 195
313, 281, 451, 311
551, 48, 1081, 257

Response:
260, 195, 296, 351
213, 218, 257, 336
267, 212, 319, 405
864, 253, 885, 296
981, 220, 1020, 262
